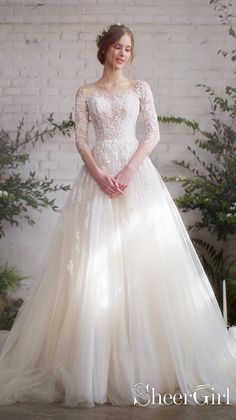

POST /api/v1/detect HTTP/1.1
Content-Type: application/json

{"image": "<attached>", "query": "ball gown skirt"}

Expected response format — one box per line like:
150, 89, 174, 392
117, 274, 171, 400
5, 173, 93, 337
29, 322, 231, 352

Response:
0, 80, 236, 408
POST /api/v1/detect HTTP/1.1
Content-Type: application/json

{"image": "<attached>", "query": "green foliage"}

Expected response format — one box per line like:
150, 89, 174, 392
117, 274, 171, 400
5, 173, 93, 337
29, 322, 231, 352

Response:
192, 238, 235, 284
192, 237, 236, 326
0, 111, 75, 325
227, 279, 236, 325
0, 299, 24, 330
158, 115, 199, 132
0, 262, 27, 295
164, 0, 236, 322
0, 113, 74, 237
164, 87, 236, 241
164, 0, 236, 242
210, 0, 236, 69
0, 263, 27, 330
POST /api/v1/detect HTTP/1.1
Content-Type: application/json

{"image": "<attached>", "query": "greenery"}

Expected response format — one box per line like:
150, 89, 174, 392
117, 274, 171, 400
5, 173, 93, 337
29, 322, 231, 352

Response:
0, 263, 27, 330
0, 113, 74, 328
0, 262, 28, 296
0, 299, 24, 330
192, 239, 236, 323
0, 113, 74, 238
161, 0, 236, 324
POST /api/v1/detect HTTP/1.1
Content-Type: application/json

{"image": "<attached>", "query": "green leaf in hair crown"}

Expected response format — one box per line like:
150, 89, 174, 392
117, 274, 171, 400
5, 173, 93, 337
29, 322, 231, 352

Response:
95, 25, 112, 46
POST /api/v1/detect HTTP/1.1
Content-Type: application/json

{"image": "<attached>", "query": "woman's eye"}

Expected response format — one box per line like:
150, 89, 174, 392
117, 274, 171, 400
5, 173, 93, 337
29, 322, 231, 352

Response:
114, 46, 131, 52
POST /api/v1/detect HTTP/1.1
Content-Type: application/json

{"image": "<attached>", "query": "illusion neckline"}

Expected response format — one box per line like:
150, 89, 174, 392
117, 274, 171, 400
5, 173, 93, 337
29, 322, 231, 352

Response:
87, 80, 139, 100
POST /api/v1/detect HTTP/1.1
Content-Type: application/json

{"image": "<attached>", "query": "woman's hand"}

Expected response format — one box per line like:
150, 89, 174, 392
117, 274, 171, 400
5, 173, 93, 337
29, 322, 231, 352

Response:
95, 171, 124, 198
114, 166, 135, 192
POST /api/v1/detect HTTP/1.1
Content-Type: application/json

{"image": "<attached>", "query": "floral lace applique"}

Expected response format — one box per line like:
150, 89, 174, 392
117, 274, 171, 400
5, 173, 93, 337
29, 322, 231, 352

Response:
74, 87, 92, 158
74, 80, 160, 172
135, 80, 160, 153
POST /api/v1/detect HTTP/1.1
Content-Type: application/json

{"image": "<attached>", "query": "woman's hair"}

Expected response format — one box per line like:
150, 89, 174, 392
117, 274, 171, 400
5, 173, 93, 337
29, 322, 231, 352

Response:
96, 24, 134, 78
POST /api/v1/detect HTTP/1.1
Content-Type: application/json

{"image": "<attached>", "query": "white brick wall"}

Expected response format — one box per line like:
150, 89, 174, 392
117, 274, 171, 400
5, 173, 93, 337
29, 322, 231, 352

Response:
0, 0, 235, 296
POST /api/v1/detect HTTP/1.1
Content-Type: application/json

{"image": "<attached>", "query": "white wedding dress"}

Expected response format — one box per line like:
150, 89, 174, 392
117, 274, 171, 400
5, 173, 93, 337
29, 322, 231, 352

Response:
0, 79, 236, 408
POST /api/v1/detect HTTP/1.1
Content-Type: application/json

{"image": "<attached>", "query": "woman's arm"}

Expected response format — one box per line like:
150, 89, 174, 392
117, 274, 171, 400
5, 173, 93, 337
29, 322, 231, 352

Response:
75, 86, 104, 181
75, 86, 123, 198
125, 80, 160, 173
114, 80, 160, 190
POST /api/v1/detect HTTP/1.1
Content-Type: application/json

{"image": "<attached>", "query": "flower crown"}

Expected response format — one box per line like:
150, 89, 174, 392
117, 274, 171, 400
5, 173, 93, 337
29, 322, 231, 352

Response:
95, 23, 133, 46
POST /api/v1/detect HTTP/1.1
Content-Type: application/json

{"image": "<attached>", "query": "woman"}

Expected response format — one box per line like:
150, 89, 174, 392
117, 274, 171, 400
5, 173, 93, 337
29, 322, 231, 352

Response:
0, 23, 236, 408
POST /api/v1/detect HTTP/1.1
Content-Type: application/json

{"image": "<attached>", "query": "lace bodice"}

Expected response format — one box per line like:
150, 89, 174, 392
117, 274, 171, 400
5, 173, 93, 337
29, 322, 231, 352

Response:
74, 80, 160, 172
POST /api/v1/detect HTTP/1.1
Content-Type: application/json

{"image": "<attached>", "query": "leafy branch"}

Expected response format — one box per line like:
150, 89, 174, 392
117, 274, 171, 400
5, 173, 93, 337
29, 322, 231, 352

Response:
0, 113, 74, 237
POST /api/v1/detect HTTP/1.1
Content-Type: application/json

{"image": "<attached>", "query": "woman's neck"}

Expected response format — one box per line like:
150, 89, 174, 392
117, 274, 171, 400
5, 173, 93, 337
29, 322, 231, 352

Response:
99, 69, 127, 87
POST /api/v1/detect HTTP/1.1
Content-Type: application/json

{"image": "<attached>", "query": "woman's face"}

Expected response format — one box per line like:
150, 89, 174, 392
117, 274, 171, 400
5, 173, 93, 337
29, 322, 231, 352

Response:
105, 33, 132, 68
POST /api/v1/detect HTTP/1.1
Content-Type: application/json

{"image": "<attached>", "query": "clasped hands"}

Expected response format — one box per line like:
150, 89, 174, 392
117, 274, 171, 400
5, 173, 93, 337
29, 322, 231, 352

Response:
96, 166, 134, 199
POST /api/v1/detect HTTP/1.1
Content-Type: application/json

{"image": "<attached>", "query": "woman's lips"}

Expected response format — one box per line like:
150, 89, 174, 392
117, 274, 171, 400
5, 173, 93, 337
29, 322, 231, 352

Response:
116, 58, 125, 63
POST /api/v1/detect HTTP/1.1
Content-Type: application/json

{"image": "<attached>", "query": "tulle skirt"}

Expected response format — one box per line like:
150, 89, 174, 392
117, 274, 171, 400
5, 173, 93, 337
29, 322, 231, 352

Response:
0, 147, 236, 408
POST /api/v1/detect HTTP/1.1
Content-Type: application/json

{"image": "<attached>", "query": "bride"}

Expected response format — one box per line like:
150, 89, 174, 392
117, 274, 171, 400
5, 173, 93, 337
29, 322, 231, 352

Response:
0, 23, 236, 408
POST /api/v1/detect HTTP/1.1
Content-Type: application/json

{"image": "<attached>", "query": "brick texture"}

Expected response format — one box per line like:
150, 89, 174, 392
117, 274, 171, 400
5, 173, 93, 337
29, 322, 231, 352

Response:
0, 0, 235, 292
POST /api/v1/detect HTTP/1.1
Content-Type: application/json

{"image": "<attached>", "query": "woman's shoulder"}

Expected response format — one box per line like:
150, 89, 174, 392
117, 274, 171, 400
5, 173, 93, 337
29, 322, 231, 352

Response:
77, 79, 146, 89
134, 79, 151, 89
75, 79, 151, 97
129, 79, 150, 91
134, 80, 152, 98
75, 83, 92, 97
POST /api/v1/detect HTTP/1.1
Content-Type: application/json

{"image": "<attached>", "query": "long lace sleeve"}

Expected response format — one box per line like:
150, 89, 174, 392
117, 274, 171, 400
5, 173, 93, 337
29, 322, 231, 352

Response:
75, 87, 91, 157
138, 80, 160, 153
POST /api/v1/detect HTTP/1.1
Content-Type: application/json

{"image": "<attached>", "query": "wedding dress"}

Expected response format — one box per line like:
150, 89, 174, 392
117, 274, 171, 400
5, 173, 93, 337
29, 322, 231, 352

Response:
0, 79, 236, 408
